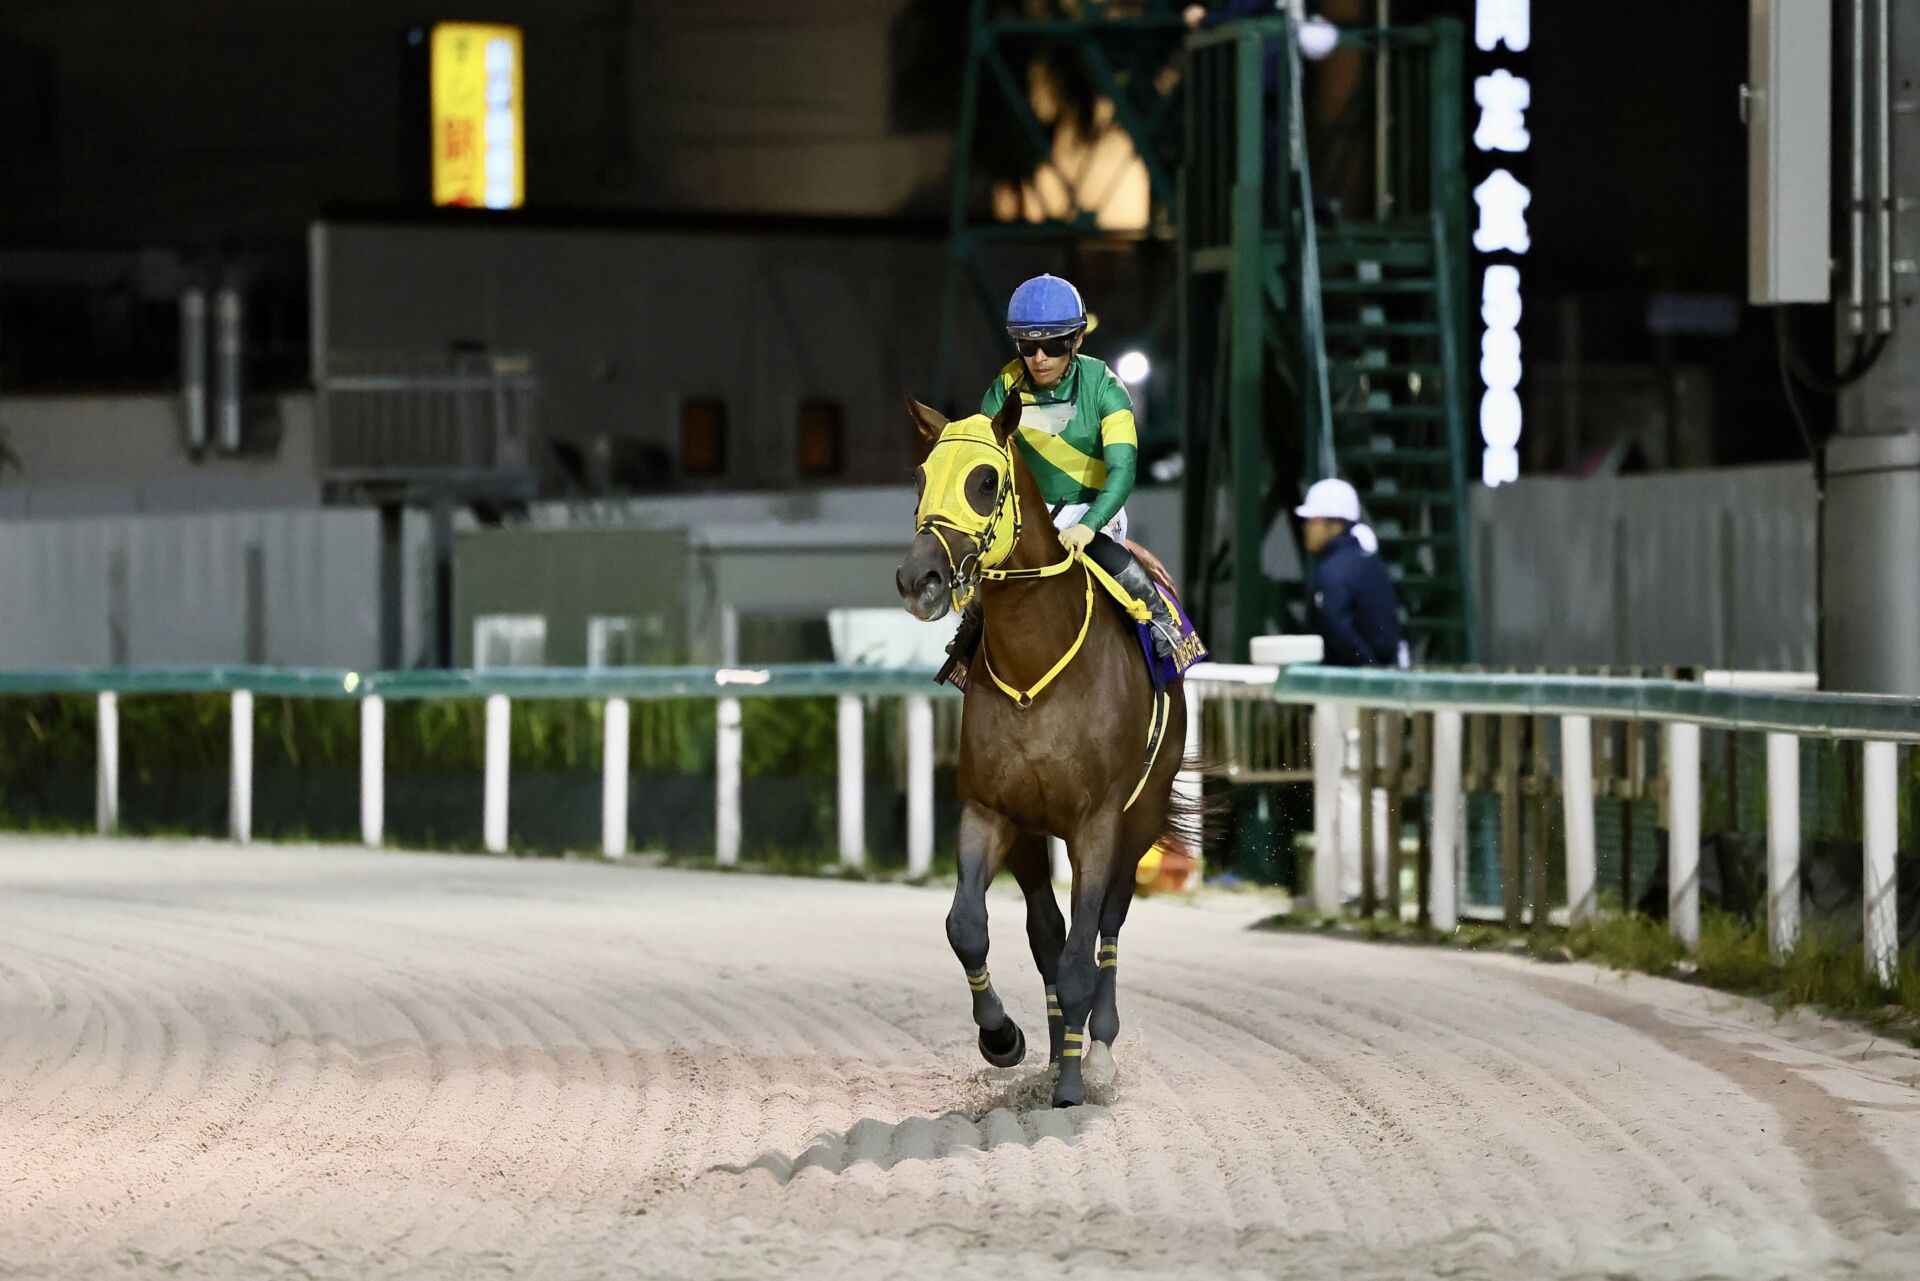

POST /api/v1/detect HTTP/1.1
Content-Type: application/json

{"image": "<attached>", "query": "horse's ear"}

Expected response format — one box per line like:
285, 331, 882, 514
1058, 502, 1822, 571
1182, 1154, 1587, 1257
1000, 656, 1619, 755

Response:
988, 387, 1022, 445
905, 397, 946, 442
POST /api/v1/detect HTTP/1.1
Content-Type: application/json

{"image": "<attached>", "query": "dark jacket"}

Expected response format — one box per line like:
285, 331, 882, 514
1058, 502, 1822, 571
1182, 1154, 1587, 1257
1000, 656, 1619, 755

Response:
1309, 530, 1403, 667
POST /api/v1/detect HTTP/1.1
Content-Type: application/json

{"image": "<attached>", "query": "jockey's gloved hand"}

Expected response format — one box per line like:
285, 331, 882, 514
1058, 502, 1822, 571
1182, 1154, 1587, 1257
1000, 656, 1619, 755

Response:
1059, 524, 1095, 554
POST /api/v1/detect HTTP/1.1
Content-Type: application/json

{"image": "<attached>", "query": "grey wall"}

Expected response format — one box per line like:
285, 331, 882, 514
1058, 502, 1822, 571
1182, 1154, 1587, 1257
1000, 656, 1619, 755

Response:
1472, 464, 1818, 672
0, 394, 322, 518
0, 507, 412, 670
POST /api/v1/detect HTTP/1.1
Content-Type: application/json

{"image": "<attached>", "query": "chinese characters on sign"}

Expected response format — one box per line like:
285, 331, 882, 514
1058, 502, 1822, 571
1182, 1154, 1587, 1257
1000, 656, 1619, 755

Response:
1473, 3, 1529, 486
431, 23, 524, 210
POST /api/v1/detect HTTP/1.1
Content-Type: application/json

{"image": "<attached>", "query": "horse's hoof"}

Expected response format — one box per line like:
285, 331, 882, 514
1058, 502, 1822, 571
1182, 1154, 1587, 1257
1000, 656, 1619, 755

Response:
1052, 1081, 1084, 1108
978, 1018, 1025, 1068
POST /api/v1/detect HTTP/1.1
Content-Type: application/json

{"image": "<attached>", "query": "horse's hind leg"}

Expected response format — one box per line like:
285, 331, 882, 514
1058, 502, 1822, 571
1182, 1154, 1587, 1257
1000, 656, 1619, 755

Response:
948, 802, 1024, 1068
1006, 832, 1067, 1064
1090, 879, 1136, 1048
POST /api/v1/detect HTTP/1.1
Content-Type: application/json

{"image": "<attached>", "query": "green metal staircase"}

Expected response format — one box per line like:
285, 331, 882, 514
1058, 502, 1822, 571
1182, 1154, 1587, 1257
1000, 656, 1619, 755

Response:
1317, 212, 1476, 656
1178, 17, 1476, 663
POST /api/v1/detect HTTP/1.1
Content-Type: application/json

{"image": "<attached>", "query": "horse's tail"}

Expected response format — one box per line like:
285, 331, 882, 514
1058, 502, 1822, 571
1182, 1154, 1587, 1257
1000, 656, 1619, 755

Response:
1154, 713, 1226, 873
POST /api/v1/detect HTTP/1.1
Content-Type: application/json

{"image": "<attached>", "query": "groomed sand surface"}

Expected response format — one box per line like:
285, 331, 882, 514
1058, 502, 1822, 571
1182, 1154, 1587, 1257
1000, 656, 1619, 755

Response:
3, 836, 1919, 1280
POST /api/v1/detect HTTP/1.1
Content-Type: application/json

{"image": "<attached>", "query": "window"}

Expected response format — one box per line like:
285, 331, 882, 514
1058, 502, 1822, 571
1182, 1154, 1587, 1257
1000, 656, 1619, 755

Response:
797, 399, 845, 477
473, 614, 546, 669
681, 397, 727, 478
588, 614, 667, 668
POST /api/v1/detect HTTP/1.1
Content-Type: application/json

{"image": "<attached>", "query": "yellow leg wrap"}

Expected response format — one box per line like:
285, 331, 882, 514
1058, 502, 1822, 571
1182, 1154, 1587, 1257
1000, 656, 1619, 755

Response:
966, 969, 991, 992
1062, 1030, 1086, 1059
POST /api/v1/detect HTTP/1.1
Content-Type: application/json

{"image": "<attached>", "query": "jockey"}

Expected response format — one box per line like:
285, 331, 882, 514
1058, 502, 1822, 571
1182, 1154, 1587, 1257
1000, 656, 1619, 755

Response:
966, 273, 1178, 658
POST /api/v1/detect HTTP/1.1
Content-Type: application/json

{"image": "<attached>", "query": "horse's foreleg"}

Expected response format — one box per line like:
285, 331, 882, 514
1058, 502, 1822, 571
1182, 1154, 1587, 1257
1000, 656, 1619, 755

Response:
1006, 832, 1067, 1064
1090, 879, 1136, 1048
1053, 812, 1120, 1108
948, 802, 1024, 1068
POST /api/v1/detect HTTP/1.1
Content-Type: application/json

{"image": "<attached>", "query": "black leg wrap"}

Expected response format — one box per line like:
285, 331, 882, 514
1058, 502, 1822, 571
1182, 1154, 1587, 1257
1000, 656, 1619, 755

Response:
1052, 1027, 1087, 1107
1091, 936, 1120, 1046
1046, 984, 1065, 1065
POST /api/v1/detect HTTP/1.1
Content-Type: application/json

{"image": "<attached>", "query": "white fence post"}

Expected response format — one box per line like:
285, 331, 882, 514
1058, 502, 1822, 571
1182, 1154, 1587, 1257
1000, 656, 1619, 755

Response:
484, 693, 510, 855
95, 691, 119, 836
1560, 715, 1596, 924
837, 694, 864, 869
1667, 722, 1701, 951
602, 697, 630, 859
1312, 701, 1344, 915
1863, 740, 1898, 984
906, 694, 934, 878
715, 696, 742, 866
360, 694, 384, 848
229, 690, 253, 844
1429, 710, 1462, 933
1765, 732, 1800, 961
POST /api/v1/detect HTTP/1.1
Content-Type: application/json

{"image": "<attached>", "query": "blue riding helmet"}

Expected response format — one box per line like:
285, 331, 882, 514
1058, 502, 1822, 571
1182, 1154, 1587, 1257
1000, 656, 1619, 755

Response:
1006, 274, 1086, 340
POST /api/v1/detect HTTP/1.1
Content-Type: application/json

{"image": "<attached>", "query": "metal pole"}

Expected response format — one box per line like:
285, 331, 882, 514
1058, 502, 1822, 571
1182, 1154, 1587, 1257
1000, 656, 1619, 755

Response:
715, 696, 742, 867
1312, 701, 1344, 915
1765, 732, 1801, 960
229, 690, 253, 844
360, 695, 385, 848
1850, 0, 1867, 334
96, 691, 119, 836
906, 694, 935, 878
837, 693, 864, 869
1498, 715, 1523, 929
1863, 739, 1898, 983
1667, 722, 1702, 951
1429, 710, 1463, 933
1561, 715, 1597, 924
484, 693, 510, 855
602, 697, 630, 859
1873, 0, 1893, 335
1358, 709, 1378, 917
716, 605, 741, 867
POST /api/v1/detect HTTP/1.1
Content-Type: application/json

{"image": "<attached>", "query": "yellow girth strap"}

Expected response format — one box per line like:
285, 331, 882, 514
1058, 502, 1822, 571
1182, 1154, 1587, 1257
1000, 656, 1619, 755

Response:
1122, 689, 1173, 812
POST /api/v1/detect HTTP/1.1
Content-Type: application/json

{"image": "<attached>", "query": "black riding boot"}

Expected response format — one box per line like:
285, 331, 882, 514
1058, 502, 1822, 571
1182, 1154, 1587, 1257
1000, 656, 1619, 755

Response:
1114, 560, 1178, 658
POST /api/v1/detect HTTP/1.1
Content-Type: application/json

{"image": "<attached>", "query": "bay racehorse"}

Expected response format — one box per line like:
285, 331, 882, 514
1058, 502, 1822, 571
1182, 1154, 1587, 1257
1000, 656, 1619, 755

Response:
894, 393, 1196, 1108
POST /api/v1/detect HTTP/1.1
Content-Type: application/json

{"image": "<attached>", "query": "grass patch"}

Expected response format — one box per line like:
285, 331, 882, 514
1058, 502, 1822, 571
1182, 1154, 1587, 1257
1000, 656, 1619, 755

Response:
1284, 904, 1920, 1040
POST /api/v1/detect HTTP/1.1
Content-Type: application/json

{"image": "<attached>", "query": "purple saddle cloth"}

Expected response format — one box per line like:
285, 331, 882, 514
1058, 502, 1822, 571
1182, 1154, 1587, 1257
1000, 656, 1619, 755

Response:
1132, 582, 1209, 691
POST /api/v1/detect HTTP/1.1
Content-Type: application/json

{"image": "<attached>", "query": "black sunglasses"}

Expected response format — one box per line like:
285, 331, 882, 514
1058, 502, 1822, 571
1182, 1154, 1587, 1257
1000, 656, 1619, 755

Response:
1015, 335, 1077, 358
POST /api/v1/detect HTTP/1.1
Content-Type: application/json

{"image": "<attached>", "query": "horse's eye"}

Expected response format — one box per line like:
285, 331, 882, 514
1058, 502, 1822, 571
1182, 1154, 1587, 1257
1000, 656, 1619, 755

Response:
965, 464, 996, 516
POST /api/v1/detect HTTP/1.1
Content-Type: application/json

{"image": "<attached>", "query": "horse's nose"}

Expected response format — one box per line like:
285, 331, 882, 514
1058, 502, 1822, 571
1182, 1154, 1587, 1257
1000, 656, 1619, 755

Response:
896, 564, 941, 601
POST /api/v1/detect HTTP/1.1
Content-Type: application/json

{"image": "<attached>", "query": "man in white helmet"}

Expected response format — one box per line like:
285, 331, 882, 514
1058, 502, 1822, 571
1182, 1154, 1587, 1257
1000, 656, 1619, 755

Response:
1295, 478, 1402, 667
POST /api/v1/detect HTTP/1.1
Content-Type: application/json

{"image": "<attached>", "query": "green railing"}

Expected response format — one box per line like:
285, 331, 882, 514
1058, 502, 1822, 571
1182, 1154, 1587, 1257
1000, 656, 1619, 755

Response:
1274, 666, 1920, 744
0, 665, 960, 876
0, 664, 960, 702
1264, 662, 1917, 984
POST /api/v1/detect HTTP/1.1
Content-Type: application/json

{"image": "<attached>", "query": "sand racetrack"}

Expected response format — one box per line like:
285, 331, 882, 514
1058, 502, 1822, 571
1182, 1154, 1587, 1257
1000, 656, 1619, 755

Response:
3, 837, 1919, 1280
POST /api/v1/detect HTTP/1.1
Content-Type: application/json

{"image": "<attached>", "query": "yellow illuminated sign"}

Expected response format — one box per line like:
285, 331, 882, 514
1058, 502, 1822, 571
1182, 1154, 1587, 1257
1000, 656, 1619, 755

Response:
431, 22, 524, 209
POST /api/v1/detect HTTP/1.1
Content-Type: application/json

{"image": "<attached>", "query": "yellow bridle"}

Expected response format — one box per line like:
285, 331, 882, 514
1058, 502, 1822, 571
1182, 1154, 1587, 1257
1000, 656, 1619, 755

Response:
913, 416, 1022, 611
914, 416, 1151, 710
